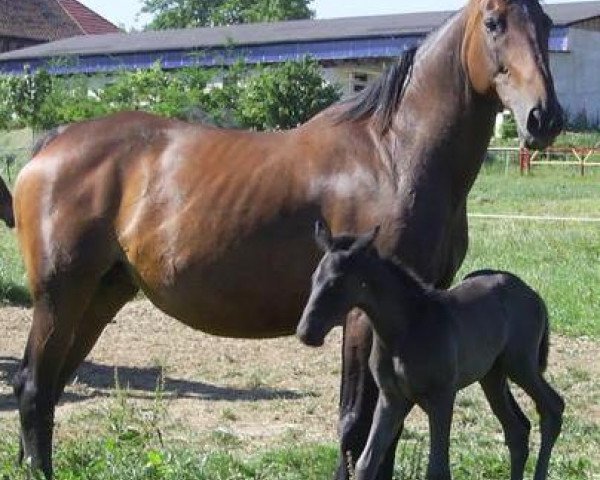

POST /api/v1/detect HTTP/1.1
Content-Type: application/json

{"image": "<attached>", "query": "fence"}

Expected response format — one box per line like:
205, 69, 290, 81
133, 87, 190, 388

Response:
488, 146, 600, 175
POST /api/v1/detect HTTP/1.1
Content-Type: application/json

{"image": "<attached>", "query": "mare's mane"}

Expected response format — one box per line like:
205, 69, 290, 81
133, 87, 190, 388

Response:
336, 47, 417, 133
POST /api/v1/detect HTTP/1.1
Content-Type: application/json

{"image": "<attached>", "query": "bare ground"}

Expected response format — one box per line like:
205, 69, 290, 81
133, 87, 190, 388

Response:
0, 300, 598, 453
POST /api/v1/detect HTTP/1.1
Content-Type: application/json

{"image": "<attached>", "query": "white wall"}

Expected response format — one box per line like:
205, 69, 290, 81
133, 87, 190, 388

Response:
550, 28, 600, 126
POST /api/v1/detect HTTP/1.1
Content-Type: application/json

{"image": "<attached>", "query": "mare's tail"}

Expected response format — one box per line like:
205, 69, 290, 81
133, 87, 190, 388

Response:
538, 301, 550, 373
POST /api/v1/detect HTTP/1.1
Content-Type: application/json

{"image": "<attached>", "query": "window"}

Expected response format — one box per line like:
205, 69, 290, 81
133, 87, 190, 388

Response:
350, 71, 371, 93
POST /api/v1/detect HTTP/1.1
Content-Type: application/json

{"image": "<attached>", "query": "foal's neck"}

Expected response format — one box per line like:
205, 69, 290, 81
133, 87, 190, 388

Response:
357, 255, 434, 345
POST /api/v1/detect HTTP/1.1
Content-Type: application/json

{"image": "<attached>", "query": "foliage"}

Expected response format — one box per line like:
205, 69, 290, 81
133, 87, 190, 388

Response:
1, 68, 54, 131
0, 58, 338, 131
42, 75, 111, 125
499, 112, 518, 139
142, 0, 314, 29
237, 57, 341, 130
101, 63, 213, 118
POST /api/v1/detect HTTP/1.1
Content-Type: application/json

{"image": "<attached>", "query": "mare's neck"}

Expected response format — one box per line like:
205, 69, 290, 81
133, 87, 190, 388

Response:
390, 9, 498, 199
356, 256, 433, 346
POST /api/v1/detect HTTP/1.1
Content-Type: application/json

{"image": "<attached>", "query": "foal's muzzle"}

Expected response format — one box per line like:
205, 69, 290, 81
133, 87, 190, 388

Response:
296, 320, 326, 347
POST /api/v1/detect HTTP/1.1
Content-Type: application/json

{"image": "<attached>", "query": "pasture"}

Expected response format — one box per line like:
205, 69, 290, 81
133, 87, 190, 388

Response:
0, 161, 598, 478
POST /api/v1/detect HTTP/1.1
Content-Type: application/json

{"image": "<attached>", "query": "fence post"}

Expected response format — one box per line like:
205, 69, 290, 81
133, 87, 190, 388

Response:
519, 147, 531, 175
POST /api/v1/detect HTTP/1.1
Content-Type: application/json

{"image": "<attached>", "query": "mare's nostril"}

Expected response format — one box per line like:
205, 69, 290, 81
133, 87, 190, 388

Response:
527, 108, 541, 137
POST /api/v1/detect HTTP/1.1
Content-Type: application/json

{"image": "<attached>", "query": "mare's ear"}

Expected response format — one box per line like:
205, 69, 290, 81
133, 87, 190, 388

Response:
314, 220, 333, 252
350, 225, 381, 254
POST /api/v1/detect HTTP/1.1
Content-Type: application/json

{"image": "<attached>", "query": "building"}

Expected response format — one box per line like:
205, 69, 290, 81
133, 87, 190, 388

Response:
0, 2, 599, 123
0, 0, 120, 54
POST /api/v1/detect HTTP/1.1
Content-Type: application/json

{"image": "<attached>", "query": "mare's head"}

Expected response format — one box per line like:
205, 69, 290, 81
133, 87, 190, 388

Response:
0, 176, 14, 229
463, 0, 563, 148
296, 221, 380, 347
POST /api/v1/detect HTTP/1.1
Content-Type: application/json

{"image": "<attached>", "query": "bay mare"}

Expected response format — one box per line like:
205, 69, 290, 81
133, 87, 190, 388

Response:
12, 0, 562, 478
297, 223, 564, 480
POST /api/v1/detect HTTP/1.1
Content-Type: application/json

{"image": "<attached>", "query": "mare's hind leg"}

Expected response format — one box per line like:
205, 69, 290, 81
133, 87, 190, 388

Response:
480, 365, 531, 480
53, 263, 138, 402
510, 369, 564, 480
13, 273, 100, 478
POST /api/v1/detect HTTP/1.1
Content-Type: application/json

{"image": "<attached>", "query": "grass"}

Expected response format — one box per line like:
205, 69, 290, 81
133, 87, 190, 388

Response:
0, 377, 597, 479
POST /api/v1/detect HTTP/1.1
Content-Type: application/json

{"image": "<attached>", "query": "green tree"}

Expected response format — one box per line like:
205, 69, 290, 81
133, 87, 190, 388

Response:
142, 0, 313, 29
236, 57, 340, 130
101, 63, 213, 118
4, 68, 54, 130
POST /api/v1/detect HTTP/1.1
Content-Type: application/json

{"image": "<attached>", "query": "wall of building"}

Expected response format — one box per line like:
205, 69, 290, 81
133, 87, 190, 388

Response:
550, 28, 600, 126
322, 62, 387, 99
0, 37, 41, 54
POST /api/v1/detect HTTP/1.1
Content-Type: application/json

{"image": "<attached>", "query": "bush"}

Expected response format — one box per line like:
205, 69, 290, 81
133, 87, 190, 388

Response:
237, 57, 341, 130
0, 59, 340, 132
499, 112, 518, 139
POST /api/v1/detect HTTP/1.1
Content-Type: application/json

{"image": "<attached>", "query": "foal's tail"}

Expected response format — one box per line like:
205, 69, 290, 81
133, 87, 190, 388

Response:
538, 301, 550, 373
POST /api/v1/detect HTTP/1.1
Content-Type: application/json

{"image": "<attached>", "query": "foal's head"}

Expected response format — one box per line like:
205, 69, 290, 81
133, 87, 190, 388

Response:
463, 0, 563, 148
296, 221, 380, 347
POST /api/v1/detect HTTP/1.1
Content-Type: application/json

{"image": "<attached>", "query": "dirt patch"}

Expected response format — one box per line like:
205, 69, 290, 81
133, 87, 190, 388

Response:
1, 300, 599, 449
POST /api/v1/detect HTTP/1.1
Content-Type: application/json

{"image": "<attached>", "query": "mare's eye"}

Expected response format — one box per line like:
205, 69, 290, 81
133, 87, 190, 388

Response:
485, 17, 506, 34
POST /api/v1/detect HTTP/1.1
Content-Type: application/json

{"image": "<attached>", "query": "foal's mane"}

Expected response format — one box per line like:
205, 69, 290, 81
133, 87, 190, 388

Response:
379, 253, 438, 301
336, 47, 417, 134
349, 245, 437, 302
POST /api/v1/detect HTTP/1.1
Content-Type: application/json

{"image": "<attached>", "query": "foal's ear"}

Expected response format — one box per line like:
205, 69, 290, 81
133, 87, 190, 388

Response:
350, 225, 381, 253
314, 219, 333, 252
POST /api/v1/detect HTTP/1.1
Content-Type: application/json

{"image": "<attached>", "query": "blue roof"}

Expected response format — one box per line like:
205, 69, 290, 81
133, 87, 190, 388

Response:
0, 35, 426, 75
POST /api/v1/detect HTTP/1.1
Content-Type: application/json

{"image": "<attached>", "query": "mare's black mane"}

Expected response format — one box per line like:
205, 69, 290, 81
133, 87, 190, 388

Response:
336, 47, 417, 133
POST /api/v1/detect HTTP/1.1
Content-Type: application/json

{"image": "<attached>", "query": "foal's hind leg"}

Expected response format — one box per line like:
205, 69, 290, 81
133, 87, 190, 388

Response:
511, 370, 564, 480
480, 366, 531, 480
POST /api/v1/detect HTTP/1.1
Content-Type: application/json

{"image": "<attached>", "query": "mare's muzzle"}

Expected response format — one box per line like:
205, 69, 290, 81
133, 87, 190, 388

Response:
524, 102, 564, 149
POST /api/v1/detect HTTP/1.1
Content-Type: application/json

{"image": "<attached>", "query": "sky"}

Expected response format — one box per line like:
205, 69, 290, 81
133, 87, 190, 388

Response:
79, 0, 589, 30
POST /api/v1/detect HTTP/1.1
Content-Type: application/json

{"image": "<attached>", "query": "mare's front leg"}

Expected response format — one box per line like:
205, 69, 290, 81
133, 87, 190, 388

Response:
336, 311, 399, 480
354, 392, 413, 480
422, 390, 456, 480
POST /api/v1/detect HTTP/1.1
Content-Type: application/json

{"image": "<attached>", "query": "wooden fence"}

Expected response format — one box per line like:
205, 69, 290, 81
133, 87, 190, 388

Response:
488, 146, 600, 175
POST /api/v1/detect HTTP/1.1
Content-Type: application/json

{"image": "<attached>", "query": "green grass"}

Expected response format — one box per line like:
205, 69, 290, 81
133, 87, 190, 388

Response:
0, 388, 596, 480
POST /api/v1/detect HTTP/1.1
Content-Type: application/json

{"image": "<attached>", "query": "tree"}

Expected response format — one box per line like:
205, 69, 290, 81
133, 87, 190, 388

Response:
236, 57, 340, 130
4, 68, 54, 130
142, 0, 314, 29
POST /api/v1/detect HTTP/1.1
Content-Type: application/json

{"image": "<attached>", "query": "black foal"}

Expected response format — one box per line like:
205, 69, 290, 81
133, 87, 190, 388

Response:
297, 221, 564, 480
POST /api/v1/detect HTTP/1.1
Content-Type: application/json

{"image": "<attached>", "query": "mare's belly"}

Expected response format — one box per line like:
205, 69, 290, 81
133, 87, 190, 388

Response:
123, 208, 321, 338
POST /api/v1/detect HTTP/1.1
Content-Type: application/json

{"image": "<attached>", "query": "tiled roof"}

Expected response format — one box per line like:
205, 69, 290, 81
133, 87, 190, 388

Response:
0, 0, 119, 42
57, 0, 121, 35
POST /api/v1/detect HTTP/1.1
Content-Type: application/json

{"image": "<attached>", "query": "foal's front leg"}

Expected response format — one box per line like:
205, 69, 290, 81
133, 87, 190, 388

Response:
354, 393, 413, 480
423, 390, 456, 480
